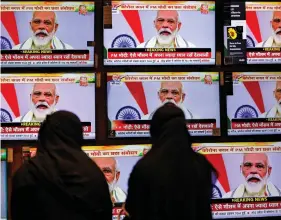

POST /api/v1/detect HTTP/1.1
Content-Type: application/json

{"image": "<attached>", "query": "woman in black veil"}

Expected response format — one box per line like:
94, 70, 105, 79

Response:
123, 103, 216, 220
11, 111, 112, 220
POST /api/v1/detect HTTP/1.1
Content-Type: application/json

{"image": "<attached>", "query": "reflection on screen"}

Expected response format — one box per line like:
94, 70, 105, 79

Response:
224, 2, 281, 65
1, 1, 95, 67
104, 1, 216, 65
227, 72, 281, 135
1, 73, 96, 140
1, 149, 7, 219
107, 72, 220, 137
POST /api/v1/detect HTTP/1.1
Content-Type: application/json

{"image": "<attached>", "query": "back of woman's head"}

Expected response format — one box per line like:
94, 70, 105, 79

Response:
38, 110, 83, 151
150, 103, 190, 144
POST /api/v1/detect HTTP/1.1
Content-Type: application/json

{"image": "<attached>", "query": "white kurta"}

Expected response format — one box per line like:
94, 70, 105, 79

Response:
260, 104, 281, 118
112, 186, 127, 203
223, 182, 281, 198
12, 36, 73, 49
137, 35, 196, 48
256, 36, 280, 48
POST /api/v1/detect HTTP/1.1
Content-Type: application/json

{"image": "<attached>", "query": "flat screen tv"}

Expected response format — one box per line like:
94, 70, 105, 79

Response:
1, 1, 95, 67
227, 72, 281, 135
195, 142, 281, 219
107, 72, 220, 137
1, 73, 96, 140
104, 1, 216, 66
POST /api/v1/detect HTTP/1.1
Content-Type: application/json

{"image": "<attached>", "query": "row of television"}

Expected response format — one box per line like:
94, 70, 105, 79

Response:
1, 1, 281, 67
2, 143, 281, 219
1, 72, 281, 140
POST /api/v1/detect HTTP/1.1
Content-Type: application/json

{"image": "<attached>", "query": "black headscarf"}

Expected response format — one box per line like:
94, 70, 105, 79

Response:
125, 103, 214, 220
12, 111, 112, 219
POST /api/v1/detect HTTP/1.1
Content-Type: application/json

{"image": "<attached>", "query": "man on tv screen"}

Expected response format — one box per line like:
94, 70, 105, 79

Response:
13, 83, 59, 122
137, 10, 196, 48
141, 81, 196, 119
12, 11, 73, 50
223, 153, 281, 198
260, 81, 281, 118
93, 157, 127, 203
256, 11, 281, 47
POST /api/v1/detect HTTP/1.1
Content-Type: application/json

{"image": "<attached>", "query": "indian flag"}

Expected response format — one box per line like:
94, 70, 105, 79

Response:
104, 10, 144, 58
246, 10, 274, 47
1, 83, 20, 122
1, 11, 19, 49
205, 154, 230, 198
107, 77, 148, 120
1, 12, 20, 122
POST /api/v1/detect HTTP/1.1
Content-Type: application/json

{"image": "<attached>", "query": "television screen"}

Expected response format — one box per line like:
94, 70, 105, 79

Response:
1, 73, 96, 140
1, 1, 95, 67
227, 72, 281, 135
1, 149, 8, 220
195, 142, 281, 219
224, 2, 281, 65
82, 145, 151, 219
104, 1, 216, 66
107, 72, 220, 137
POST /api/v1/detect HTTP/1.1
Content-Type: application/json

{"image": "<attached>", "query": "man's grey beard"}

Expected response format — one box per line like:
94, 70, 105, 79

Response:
30, 99, 56, 121
31, 28, 55, 48
156, 27, 178, 46
272, 28, 281, 45
108, 177, 118, 193
244, 173, 268, 194
161, 98, 185, 112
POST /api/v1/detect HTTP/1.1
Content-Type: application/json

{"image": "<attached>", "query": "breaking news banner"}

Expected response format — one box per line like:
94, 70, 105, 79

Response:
25, 142, 281, 219
227, 72, 281, 136
1, 1, 95, 67
107, 72, 220, 138
104, 1, 215, 65
223, 2, 281, 65
0, 73, 96, 140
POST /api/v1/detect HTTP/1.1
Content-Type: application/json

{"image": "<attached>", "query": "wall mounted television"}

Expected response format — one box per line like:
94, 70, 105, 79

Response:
1, 73, 96, 140
104, 1, 216, 66
227, 72, 281, 136
107, 72, 220, 138
1, 1, 95, 67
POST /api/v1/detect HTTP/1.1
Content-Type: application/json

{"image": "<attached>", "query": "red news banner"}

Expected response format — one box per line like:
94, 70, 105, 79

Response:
112, 119, 216, 131
212, 202, 281, 211
212, 197, 281, 212
1, 50, 90, 61
108, 48, 211, 59
247, 48, 281, 59
1, 122, 91, 134
231, 119, 281, 129
112, 206, 126, 216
